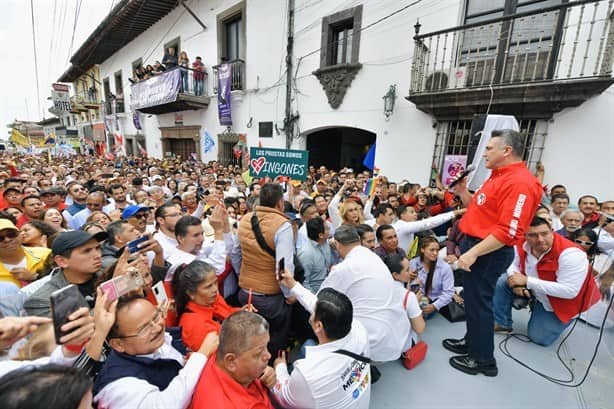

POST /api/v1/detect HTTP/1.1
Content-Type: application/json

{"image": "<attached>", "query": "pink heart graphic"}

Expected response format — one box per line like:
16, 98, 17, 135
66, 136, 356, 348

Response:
251, 157, 266, 174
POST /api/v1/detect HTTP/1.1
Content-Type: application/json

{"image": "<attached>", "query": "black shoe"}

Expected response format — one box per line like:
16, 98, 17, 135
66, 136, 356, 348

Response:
449, 355, 498, 377
370, 365, 381, 384
442, 337, 468, 355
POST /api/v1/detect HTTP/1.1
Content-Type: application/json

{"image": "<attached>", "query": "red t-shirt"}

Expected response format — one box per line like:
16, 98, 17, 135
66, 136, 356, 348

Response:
459, 162, 542, 247
189, 355, 273, 409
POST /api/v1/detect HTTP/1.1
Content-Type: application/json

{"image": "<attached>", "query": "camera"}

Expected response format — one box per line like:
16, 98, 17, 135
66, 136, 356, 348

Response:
512, 290, 535, 310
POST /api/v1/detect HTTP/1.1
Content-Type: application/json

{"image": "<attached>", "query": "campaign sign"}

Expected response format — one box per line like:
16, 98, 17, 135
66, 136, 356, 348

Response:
249, 147, 309, 181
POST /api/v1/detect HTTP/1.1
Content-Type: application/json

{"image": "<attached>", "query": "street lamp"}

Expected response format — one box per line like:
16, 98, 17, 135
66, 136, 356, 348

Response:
383, 85, 396, 121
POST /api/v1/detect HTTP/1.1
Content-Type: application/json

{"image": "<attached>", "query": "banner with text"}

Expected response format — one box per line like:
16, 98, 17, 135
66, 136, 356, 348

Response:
249, 147, 309, 181
217, 63, 232, 126
130, 69, 181, 111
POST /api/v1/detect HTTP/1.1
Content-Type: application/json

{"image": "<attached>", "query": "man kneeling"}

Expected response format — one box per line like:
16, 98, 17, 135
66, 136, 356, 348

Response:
493, 217, 599, 346
189, 311, 276, 409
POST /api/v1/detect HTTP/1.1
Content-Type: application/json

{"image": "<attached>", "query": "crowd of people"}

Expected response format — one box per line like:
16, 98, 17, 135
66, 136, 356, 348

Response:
0, 128, 612, 408
130, 47, 207, 96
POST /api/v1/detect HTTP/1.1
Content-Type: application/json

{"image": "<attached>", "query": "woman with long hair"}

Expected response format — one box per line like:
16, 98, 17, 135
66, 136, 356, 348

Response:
409, 236, 455, 317
20, 221, 57, 248
172, 260, 239, 352
86, 211, 111, 229
42, 208, 68, 232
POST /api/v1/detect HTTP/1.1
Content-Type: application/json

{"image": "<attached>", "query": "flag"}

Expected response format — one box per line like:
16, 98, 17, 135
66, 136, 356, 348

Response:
406, 237, 419, 259
242, 170, 253, 185
137, 142, 147, 157
362, 143, 376, 170
362, 167, 381, 197
10, 129, 30, 147
203, 130, 215, 154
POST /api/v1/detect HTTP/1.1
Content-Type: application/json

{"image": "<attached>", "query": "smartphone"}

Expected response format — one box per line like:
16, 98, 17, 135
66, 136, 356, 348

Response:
410, 281, 421, 292
277, 257, 285, 281
127, 236, 149, 254
99, 270, 144, 302
50, 284, 89, 344
152, 281, 168, 305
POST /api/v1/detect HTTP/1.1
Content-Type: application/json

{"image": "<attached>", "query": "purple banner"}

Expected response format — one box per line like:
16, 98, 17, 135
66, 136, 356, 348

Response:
217, 63, 232, 126
130, 69, 181, 111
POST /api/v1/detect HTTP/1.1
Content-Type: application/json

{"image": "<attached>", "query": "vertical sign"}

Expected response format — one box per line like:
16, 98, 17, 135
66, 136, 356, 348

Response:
217, 63, 232, 126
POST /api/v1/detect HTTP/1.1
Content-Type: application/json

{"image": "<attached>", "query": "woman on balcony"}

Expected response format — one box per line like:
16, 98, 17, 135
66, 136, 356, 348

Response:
178, 51, 190, 93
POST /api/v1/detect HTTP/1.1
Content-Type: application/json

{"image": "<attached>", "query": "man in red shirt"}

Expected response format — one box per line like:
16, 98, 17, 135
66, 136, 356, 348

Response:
443, 129, 543, 377
189, 311, 276, 409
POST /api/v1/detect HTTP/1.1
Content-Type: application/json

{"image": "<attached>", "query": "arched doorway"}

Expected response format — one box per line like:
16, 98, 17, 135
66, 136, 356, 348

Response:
305, 127, 375, 171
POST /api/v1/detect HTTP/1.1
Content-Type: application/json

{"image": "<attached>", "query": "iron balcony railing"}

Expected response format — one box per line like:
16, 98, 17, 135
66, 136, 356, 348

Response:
212, 59, 246, 93
104, 99, 125, 115
410, 0, 614, 94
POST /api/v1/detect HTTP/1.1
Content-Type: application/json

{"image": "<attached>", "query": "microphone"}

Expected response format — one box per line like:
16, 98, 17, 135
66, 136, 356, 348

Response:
448, 164, 476, 189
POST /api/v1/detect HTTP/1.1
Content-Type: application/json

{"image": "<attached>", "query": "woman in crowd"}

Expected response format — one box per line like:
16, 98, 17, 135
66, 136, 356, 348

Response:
20, 220, 57, 248
81, 222, 105, 235
172, 260, 239, 352
42, 208, 69, 232
410, 236, 455, 317
86, 211, 111, 229
167, 179, 178, 196
570, 227, 607, 273
5, 207, 22, 220
383, 253, 426, 347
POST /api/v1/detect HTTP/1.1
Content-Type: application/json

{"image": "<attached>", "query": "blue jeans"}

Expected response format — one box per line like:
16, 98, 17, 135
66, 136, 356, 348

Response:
194, 79, 203, 96
180, 68, 189, 92
461, 236, 514, 364
494, 274, 571, 346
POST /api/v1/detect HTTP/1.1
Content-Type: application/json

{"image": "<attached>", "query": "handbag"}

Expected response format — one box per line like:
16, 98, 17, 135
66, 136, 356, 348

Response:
401, 290, 428, 370
439, 294, 466, 322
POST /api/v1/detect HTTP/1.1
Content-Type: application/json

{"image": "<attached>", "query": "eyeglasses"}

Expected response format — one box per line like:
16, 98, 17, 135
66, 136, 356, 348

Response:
113, 302, 167, 339
131, 213, 148, 220
574, 239, 594, 246
0, 230, 19, 241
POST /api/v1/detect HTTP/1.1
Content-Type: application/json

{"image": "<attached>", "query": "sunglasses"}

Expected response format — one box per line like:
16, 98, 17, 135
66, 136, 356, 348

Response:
131, 213, 148, 220
0, 230, 19, 241
574, 239, 594, 246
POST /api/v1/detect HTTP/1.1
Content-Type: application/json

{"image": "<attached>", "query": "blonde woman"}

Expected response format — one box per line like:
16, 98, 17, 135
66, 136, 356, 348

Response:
178, 50, 190, 92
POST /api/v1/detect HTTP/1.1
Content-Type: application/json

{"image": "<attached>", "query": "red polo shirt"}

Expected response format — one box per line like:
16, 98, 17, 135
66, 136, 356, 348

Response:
459, 162, 542, 247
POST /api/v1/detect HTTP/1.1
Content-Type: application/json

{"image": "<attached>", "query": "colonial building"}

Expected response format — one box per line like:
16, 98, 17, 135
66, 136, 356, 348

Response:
58, 0, 614, 199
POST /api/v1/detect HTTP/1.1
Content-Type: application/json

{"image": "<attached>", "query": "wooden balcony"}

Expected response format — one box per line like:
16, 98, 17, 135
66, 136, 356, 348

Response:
407, 0, 614, 120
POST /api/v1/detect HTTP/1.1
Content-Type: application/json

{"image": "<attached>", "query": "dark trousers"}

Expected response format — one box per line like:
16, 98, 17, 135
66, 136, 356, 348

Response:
460, 236, 514, 364
238, 290, 291, 357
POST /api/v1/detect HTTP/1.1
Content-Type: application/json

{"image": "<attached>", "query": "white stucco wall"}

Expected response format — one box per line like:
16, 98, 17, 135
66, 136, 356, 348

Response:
93, 0, 612, 195
543, 84, 614, 202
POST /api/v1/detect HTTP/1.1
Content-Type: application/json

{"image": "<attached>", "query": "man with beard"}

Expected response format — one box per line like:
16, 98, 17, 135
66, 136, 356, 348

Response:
153, 203, 184, 260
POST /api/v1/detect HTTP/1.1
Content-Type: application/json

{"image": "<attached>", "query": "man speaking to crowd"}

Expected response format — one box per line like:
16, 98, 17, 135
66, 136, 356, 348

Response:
443, 129, 543, 377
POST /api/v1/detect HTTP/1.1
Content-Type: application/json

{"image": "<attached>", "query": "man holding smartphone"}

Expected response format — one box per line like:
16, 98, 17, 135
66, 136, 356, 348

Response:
24, 230, 107, 317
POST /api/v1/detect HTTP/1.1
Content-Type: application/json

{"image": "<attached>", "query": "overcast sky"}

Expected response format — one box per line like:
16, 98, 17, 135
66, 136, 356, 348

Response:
1, 0, 115, 135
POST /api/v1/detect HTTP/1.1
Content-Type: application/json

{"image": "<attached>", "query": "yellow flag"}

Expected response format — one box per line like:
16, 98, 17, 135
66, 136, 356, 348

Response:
407, 236, 420, 259
242, 170, 253, 185
10, 129, 30, 147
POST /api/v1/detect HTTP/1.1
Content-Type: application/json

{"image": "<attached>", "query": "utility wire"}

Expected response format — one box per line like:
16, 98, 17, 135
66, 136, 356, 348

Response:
67, 0, 83, 64
299, 0, 424, 60
30, 0, 42, 120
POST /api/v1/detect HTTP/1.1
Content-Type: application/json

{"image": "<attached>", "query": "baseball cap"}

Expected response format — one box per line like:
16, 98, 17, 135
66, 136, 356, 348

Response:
2, 187, 22, 197
51, 230, 107, 256
316, 179, 327, 185
122, 205, 150, 219
0, 219, 18, 231
152, 175, 163, 181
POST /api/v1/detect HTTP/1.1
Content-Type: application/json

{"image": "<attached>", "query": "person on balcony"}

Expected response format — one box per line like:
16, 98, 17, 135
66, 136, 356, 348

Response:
162, 47, 178, 69
192, 57, 205, 96
178, 51, 190, 93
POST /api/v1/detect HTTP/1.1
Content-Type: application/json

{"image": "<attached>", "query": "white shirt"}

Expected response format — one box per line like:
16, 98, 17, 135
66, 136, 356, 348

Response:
393, 280, 422, 349
153, 230, 179, 260
165, 239, 227, 281
318, 245, 410, 362
595, 228, 614, 255
550, 211, 563, 231
94, 334, 207, 409
273, 283, 370, 409
393, 211, 456, 254
507, 243, 588, 312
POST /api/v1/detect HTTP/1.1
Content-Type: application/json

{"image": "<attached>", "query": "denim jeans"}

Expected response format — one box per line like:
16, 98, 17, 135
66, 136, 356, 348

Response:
461, 236, 514, 364
494, 275, 571, 346
180, 68, 189, 92
194, 79, 203, 96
